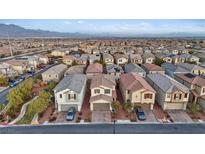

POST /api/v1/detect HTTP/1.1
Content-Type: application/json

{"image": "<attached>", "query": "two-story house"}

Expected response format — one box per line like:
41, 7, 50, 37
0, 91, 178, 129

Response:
53, 74, 87, 112
89, 75, 116, 111
146, 74, 189, 110
102, 53, 114, 64
174, 73, 205, 110
42, 64, 67, 82
114, 53, 128, 65
177, 63, 205, 75
119, 73, 156, 110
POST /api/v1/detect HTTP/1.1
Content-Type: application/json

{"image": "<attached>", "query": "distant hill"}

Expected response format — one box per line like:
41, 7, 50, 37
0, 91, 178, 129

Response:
0, 24, 91, 38
0, 23, 205, 39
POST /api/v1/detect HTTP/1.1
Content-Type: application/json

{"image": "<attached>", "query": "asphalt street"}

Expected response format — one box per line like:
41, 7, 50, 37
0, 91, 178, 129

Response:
0, 63, 56, 105
1, 123, 205, 134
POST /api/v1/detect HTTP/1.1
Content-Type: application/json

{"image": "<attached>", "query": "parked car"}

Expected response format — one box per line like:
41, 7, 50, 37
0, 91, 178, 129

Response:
135, 107, 146, 121
66, 107, 76, 121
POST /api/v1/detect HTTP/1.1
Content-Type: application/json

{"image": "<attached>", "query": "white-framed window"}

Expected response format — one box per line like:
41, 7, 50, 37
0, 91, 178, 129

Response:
94, 89, 100, 94
68, 93, 76, 100
59, 94, 62, 98
104, 89, 110, 94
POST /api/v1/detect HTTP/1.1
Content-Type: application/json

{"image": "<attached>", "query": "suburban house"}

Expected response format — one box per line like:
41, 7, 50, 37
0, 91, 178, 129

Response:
119, 73, 156, 110
64, 65, 85, 76
141, 63, 165, 75
177, 63, 205, 75
142, 53, 155, 64
86, 63, 103, 78
42, 64, 67, 82
114, 53, 128, 65
3, 59, 28, 74
89, 75, 116, 111
124, 63, 146, 77
63, 55, 75, 65
38, 54, 49, 64
106, 64, 124, 79
0, 63, 18, 77
174, 73, 205, 110
89, 54, 101, 64
76, 54, 89, 65
161, 63, 189, 78
146, 74, 189, 110
102, 53, 114, 64
129, 54, 143, 64
53, 74, 87, 112
51, 50, 66, 57
155, 53, 172, 63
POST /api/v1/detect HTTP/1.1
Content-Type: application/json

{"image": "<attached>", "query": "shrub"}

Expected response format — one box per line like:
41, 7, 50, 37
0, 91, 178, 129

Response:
123, 102, 133, 113
111, 101, 121, 111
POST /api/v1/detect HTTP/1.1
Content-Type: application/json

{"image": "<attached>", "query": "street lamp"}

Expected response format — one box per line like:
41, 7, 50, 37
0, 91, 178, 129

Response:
112, 109, 116, 134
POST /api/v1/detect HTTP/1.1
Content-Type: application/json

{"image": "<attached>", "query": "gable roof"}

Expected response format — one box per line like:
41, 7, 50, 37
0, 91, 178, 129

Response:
90, 74, 116, 89
175, 73, 205, 87
120, 73, 156, 93
114, 53, 128, 60
147, 74, 189, 93
53, 74, 86, 93
177, 63, 205, 71
86, 63, 103, 73
42, 64, 67, 75
161, 63, 189, 73
124, 63, 145, 74
142, 63, 164, 72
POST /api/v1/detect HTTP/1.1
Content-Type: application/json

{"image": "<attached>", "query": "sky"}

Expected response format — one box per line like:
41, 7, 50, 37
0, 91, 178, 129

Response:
1, 19, 205, 36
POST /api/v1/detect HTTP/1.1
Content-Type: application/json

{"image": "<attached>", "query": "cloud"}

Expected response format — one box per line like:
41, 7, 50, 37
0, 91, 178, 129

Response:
64, 21, 72, 25
77, 20, 84, 24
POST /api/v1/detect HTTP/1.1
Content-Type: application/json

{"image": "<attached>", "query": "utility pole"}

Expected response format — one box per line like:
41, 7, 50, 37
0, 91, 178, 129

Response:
7, 34, 13, 57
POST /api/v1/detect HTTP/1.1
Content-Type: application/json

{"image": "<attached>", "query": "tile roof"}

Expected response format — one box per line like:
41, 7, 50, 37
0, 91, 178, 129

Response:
43, 64, 67, 75
120, 73, 156, 93
142, 63, 164, 72
86, 63, 103, 73
90, 74, 116, 89
147, 74, 189, 93
175, 73, 205, 87
124, 63, 145, 74
89, 94, 113, 103
53, 74, 86, 93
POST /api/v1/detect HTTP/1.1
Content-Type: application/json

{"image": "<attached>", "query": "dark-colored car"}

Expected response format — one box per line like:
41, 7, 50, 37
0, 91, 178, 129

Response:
135, 107, 146, 121
66, 107, 76, 121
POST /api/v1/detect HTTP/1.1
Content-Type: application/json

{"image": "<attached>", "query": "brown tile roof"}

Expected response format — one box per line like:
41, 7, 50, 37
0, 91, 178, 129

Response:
90, 74, 116, 89
142, 63, 164, 71
120, 73, 156, 93
89, 94, 113, 103
63, 55, 75, 61
114, 53, 128, 60
175, 73, 205, 87
86, 63, 103, 73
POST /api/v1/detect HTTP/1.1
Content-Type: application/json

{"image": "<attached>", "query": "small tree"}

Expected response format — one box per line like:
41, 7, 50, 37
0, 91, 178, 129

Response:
190, 103, 200, 118
111, 101, 121, 111
154, 58, 165, 66
72, 60, 78, 66
47, 81, 57, 92
0, 76, 9, 87
123, 101, 133, 113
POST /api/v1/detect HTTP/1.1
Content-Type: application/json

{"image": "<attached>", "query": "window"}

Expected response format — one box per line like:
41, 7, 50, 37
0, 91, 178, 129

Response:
55, 75, 58, 78
94, 89, 100, 94
68, 94, 76, 100
174, 93, 182, 100
127, 90, 130, 94
119, 59, 122, 62
104, 89, 110, 94
49, 75, 51, 77
144, 94, 152, 99
184, 93, 188, 98
59, 94, 62, 98
167, 94, 171, 98
203, 88, 205, 93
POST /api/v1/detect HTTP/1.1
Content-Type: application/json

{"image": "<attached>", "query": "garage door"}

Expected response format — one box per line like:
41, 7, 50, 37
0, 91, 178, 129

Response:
93, 103, 110, 111
134, 103, 151, 110
166, 103, 185, 110
60, 104, 78, 112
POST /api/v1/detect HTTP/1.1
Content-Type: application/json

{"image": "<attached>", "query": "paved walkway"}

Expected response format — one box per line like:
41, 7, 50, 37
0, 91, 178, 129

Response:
167, 110, 193, 123
9, 96, 38, 125
92, 111, 111, 123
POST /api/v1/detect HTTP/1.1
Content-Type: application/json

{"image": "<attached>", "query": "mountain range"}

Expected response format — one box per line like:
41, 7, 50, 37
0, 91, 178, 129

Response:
0, 23, 205, 38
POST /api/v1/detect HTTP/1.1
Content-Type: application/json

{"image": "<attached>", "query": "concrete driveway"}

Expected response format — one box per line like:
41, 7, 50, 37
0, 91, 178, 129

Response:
137, 110, 158, 123
167, 110, 193, 123
92, 111, 111, 123
54, 112, 76, 123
